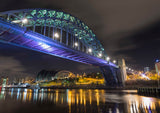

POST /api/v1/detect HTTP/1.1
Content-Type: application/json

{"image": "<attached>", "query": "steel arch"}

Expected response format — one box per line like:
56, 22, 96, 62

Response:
0, 8, 107, 59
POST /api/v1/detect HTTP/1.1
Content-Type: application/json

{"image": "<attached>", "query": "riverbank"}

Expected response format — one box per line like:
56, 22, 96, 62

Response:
138, 87, 160, 97
125, 80, 159, 88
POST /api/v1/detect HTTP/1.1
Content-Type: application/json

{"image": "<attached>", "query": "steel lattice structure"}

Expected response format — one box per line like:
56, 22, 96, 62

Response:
0, 8, 106, 59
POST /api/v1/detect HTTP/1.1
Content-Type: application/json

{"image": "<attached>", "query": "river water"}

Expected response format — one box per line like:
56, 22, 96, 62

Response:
0, 88, 160, 113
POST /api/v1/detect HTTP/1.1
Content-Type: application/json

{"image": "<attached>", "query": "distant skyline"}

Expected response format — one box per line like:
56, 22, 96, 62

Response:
0, 0, 160, 75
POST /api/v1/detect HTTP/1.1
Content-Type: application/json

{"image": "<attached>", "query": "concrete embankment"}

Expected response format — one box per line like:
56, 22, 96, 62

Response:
138, 87, 160, 96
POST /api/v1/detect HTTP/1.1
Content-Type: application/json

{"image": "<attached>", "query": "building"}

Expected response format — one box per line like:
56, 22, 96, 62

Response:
144, 67, 150, 73
36, 70, 58, 82
155, 60, 160, 75
0, 77, 8, 87
36, 70, 75, 82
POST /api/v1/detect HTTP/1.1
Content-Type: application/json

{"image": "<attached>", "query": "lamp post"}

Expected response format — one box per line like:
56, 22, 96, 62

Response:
88, 48, 92, 55
106, 57, 110, 64
113, 60, 116, 64
98, 53, 102, 57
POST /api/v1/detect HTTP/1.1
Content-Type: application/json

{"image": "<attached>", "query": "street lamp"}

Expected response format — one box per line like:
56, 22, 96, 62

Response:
88, 48, 92, 53
113, 60, 116, 64
21, 18, 28, 24
54, 33, 59, 38
74, 42, 78, 47
98, 53, 102, 57
106, 57, 110, 61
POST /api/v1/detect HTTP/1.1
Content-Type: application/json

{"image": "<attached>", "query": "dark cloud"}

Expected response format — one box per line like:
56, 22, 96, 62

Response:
114, 20, 160, 69
0, 56, 26, 72
0, 0, 160, 73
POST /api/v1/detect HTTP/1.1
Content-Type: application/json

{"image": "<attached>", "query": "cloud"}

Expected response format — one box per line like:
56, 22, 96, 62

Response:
0, 56, 26, 72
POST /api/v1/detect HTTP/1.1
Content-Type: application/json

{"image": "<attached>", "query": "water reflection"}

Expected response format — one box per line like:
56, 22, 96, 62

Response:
0, 88, 160, 113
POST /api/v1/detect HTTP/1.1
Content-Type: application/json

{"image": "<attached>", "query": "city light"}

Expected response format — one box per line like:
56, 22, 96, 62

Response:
54, 33, 59, 38
21, 18, 28, 24
88, 48, 92, 53
74, 42, 78, 47
106, 57, 110, 61
113, 60, 116, 64
129, 68, 131, 71
141, 73, 150, 80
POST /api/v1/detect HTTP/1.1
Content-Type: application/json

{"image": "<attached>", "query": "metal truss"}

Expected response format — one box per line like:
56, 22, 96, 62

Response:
0, 9, 107, 59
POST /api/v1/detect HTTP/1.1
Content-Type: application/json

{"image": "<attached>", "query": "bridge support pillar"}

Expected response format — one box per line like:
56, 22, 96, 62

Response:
100, 66, 124, 87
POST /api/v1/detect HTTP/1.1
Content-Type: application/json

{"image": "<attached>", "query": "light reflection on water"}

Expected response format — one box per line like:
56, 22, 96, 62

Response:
0, 88, 160, 113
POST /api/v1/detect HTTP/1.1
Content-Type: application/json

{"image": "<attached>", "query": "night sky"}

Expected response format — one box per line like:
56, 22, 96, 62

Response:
0, 0, 160, 76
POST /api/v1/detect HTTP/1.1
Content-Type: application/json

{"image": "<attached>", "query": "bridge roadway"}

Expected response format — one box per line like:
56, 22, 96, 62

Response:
0, 18, 123, 87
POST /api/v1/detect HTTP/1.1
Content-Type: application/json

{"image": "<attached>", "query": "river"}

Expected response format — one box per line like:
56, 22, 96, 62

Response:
0, 88, 160, 113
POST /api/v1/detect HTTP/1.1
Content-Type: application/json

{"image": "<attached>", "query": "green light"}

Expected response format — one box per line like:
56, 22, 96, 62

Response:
56, 12, 63, 19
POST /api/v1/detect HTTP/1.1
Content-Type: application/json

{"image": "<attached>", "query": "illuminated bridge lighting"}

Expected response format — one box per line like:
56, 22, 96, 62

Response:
74, 42, 78, 47
21, 18, 28, 24
98, 53, 102, 57
106, 57, 110, 61
54, 33, 59, 38
113, 60, 116, 64
0, 8, 122, 86
88, 48, 92, 53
